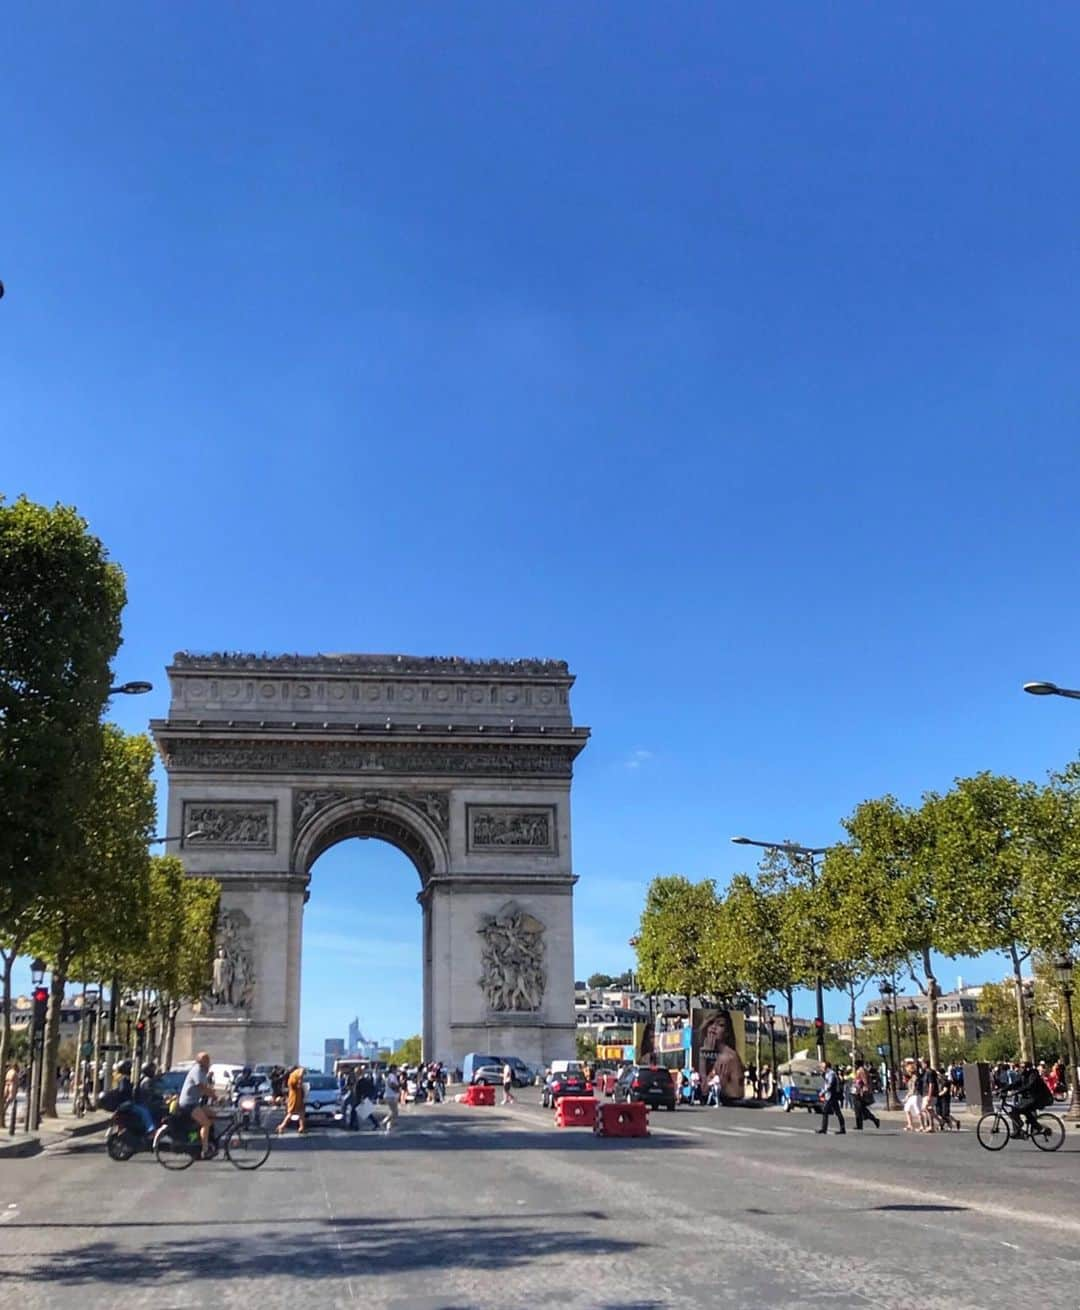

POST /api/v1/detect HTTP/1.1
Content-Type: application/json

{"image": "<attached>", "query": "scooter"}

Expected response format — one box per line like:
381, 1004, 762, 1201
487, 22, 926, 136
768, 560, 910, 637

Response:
105, 1102, 159, 1161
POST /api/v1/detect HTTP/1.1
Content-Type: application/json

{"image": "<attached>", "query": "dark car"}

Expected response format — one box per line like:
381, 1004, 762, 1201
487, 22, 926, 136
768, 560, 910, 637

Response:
614, 1064, 677, 1111
541, 1070, 592, 1108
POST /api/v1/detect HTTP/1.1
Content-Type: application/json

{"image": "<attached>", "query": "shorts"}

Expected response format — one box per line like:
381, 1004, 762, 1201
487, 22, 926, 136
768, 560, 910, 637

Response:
903, 1094, 923, 1115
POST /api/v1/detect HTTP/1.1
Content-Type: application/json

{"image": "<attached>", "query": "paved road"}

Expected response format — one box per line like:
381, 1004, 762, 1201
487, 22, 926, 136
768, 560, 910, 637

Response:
1, 1092, 1077, 1309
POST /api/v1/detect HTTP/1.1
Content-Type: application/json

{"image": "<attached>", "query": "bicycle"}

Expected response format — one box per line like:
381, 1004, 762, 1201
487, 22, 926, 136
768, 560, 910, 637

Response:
152, 1104, 272, 1171
976, 1091, 1065, 1153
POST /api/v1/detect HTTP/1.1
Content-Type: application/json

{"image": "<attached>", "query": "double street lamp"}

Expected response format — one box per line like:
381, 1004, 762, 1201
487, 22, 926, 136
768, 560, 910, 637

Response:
732, 836, 829, 1060
906, 1001, 921, 1062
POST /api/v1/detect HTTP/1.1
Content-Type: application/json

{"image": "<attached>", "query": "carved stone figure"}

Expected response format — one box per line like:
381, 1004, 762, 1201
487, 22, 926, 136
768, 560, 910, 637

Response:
185, 803, 274, 848
200, 910, 256, 1013
478, 903, 546, 1012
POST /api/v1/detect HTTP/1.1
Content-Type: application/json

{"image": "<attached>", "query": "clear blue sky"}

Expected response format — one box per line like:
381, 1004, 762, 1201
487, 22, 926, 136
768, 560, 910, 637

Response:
5, 6, 1080, 1055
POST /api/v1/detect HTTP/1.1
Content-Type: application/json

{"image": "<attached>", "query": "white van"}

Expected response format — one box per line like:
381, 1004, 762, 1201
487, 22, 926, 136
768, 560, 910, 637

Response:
208, 1063, 244, 1093
549, 1060, 584, 1076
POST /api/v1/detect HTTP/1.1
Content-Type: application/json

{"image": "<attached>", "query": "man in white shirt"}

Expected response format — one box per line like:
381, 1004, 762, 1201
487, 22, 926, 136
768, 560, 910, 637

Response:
178, 1052, 218, 1158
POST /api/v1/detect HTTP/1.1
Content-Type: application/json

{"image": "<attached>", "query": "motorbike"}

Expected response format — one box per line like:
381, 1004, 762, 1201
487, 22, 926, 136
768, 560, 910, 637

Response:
105, 1102, 159, 1161
232, 1087, 262, 1127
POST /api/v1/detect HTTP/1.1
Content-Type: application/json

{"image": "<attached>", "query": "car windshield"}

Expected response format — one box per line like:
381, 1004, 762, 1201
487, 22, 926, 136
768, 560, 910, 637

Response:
305, 1075, 338, 1091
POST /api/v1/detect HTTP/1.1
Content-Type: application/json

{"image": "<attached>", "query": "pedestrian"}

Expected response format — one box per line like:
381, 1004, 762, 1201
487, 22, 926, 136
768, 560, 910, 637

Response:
921, 1061, 939, 1132
852, 1063, 880, 1130
902, 1059, 922, 1131
935, 1070, 959, 1131
705, 1071, 721, 1106
276, 1064, 306, 1136
382, 1066, 401, 1133
816, 1060, 846, 1135
500, 1061, 516, 1105
1, 1062, 18, 1120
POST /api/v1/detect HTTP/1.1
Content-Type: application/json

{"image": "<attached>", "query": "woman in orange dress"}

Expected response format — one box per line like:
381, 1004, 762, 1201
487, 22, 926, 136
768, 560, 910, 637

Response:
276, 1065, 306, 1136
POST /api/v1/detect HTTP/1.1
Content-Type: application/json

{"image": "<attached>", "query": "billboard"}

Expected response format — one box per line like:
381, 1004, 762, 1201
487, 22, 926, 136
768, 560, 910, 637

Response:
691, 1007, 746, 1102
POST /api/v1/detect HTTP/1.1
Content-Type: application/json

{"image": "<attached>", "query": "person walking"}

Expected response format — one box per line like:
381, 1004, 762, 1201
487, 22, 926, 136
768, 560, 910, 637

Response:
921, 1061, 940, 1132
501, 1062, 516, 1105
816, 1061, 846, 1135
276, 1065, 306, 1137
1, 1062, 18, 1120
381, 1066, 401, 1133
902, 1059, 922, 1131
852, 1063, 880, 1130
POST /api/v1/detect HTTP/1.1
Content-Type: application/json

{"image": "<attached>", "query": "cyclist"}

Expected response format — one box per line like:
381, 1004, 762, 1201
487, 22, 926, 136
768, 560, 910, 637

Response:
1008, 1059, 1053, 1138
178, 1052, 218, 1158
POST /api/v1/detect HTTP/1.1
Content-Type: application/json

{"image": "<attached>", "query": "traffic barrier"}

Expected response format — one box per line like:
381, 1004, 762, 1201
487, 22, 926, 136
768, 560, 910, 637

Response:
464, 1084, 495, 1106
594, 1100, 649, 1137
554, 1096, 597, 1128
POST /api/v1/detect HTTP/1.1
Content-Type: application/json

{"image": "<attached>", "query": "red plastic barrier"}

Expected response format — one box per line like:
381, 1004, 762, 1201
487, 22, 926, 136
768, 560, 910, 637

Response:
594, 1100, 649, 1137
465, 1083, 495, 1106
554, 1096, 598, 1128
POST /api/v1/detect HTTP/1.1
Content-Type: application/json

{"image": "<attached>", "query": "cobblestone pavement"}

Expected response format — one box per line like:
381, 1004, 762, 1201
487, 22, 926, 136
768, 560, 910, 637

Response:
1, 1091, 1077, 1309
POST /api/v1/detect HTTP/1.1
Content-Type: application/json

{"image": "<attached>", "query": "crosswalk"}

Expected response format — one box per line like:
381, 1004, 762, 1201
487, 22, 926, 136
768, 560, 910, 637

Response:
656, 1119, 823, 1140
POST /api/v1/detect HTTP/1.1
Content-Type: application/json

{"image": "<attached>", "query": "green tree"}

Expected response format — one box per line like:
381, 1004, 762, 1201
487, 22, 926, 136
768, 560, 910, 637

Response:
32, 727, 156, 1115
928, 773, 1037, 1059
576, 1031, 597, 1063
634, 876, 729, 999
586, 973, 615, 989
0, 497, 125, 1077
395, 1035, 422, 1066
162, 876, 220, 1069
715, 875, 787, 1074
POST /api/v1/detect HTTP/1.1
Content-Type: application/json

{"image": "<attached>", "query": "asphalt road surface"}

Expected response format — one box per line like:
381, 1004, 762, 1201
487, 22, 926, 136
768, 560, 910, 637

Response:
1, 1092, 1077, 1309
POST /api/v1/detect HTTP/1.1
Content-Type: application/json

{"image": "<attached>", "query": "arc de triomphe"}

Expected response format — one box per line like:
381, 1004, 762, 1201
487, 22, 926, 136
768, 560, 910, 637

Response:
151, 652, 589, 1069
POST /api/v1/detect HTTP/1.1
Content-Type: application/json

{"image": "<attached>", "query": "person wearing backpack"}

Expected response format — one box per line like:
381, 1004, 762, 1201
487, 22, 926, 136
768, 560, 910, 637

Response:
1009, 1059, 1053, 1138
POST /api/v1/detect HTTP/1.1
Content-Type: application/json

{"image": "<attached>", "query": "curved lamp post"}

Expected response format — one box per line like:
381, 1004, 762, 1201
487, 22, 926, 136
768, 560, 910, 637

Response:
732, 836, 829, 1060
108, 681, 153, 697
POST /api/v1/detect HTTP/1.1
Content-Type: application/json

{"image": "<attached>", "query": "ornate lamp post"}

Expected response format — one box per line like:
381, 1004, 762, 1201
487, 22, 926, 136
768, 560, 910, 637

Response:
906, 1002, 921, 1062
765, 1003, 778, 1101
1052, 954, 1080, 1121
1021, 981, 1037, 1062
732, 836, 829, 1060
26, 957, 48, 1131
878, 980, 900, 1111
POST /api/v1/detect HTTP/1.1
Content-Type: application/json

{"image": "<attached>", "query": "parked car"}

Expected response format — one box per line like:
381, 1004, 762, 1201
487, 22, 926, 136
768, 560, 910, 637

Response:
540, 1069, 592, 1107
302, 1072, 343, 1124
470, 1064, 505, 1086
614, 1064, 677, 1111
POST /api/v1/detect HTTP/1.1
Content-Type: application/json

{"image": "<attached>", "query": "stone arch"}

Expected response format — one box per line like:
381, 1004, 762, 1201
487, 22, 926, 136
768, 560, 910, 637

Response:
292, 793, 451, 884
153, 651, 588, 1069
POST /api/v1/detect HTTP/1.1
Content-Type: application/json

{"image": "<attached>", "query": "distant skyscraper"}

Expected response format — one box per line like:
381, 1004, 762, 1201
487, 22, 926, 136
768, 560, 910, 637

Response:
323, 1037, 345, 1075
347, 1016, 360, 1051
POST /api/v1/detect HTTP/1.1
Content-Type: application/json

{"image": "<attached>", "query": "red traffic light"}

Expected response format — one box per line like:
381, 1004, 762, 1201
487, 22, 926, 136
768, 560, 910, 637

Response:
135, 1020, 146, 1033
32, 987, 48, 1004
813, 1018, 824, 1030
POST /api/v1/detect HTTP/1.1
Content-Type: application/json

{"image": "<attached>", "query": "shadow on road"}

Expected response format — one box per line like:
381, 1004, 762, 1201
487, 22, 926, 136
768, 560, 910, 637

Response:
0, 1215, 645, 1287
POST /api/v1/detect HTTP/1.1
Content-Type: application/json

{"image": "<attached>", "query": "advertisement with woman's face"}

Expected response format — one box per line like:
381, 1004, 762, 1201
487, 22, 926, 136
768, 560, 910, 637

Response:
693, 1007, 746, 1102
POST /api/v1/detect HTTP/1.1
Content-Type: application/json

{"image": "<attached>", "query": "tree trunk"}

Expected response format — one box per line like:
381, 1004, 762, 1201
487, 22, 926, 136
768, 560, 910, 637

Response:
164, 1002, 179, 1072
784, 987, 794, 1062
754, 996, 763, 1092
847, 981, 858, 1063
920, 948, 941, 1070
0, 949, 14, 1090
40, 946, 72, 1118
1009, 943, 1031, 1063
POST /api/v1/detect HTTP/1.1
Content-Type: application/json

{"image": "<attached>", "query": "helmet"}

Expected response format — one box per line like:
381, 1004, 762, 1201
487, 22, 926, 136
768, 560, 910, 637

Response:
141, 1062, 156, 1079
117, 1059, 132, 1075
242, 1065, 253, 1079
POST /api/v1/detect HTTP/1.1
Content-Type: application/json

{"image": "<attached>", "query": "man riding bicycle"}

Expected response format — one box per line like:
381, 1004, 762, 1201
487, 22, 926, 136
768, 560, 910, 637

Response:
1008, 1059, 1053, 1137
178, 1052, 219, 1158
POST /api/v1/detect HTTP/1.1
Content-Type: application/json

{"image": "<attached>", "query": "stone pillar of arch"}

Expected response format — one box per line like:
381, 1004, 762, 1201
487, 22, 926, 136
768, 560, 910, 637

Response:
151, 652, 589, 1070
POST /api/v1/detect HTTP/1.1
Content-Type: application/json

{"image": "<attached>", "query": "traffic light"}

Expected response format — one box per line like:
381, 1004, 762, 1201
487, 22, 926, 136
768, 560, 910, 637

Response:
135, 1019, 146, 1055
812, 1017, 825, 1046
32, 986, 48, 1030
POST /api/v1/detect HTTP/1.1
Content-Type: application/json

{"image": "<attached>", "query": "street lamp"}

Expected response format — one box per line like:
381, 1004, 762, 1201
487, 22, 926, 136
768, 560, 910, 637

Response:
108, 681, 153, 696
1023, 681, 1080, 700
906, 1002, 921, 1062
1021, 981, 1037, 1062
732, 836, 829, 1059
149, 830, 206, 845
1052, 954, 1080, 1121
877, 980, 900, 1111
27, 958, 48, 1131
764, 1002, 778, 1101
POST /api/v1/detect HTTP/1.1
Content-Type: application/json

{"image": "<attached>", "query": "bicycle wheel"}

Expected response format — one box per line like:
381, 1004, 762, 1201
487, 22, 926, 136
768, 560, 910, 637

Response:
976, 1112, 1011, 1151
224, 1121, 271, 1170
153, 1123, 196, 1171
1031, 1113, 1065, 1152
